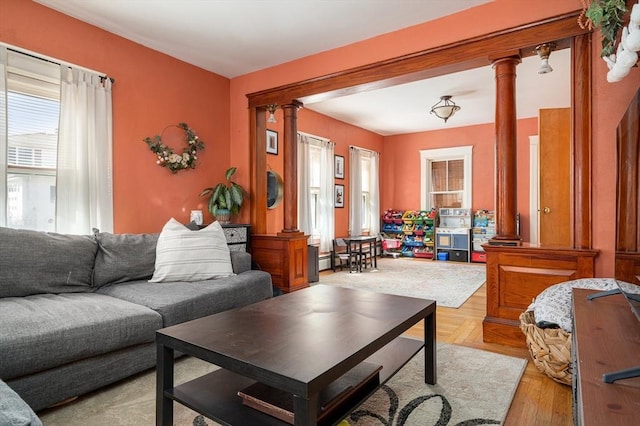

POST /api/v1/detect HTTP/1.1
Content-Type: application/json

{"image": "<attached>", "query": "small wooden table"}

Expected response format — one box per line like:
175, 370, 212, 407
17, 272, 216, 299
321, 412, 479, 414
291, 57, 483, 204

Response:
572, 288, 640, 425
156, 285, 436, 425
343, 235, 377, 272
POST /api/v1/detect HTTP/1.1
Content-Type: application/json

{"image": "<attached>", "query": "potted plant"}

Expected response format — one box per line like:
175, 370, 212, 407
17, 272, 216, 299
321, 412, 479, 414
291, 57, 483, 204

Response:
200, 167, 248, 223
581, 0, 628, 58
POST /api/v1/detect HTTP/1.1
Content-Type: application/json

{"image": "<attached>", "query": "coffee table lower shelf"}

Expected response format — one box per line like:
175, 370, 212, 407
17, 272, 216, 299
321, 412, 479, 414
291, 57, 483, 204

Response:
165, 336, 424, 426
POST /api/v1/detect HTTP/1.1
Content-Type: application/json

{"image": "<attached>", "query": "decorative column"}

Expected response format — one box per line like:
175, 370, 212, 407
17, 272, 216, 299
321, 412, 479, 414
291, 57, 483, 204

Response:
252, 100, 309, 293
489, 56, 522, 246
279, 101, 304, 236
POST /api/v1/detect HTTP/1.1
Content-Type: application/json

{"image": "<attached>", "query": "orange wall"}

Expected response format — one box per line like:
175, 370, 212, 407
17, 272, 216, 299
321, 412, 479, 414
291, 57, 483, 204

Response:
382, 118, 537, 242
1, 0, 231, 233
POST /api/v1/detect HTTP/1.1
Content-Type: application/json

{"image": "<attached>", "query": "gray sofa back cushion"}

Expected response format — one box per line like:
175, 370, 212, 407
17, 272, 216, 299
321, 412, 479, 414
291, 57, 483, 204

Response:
0, 227, 97, 297
93, 232, 159, 287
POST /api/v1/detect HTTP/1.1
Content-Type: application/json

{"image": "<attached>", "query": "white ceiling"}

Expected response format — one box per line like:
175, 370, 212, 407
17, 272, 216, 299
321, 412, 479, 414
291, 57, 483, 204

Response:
34, 0, 570, 135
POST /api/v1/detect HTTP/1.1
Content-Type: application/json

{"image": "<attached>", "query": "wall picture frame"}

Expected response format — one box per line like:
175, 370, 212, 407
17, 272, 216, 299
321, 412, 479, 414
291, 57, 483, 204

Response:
335, 184, 345, 208
334, 155, 345, 179
266, 129, 278, 155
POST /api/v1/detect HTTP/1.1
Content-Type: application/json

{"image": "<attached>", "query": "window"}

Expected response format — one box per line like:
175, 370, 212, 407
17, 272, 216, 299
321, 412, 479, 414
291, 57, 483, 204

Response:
1, 47, 113, 234
348, 147, 379, 237
4, 51, 60, 231
420, 146, 472, 210
297, 133, 334, 253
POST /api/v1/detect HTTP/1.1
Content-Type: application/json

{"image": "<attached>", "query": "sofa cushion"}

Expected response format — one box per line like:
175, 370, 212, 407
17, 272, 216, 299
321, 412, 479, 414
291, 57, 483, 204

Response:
93, 232, 159, 287
0, 293, 162, 380
149, 218, 234, 283
0, 379, 42, 426
98, 270, 273, 326
0, 227, 97, 297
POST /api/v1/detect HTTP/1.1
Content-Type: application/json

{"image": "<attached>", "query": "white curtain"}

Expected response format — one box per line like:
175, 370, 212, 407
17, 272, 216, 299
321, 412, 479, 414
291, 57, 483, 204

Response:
349, 147, 363, 235
57, 67, 113, 234
298, 133, 311, 236
317, 138, 335, 252
298, 133, 334, 252
349, 146, 380, 236
0, 48, 7, 227
369, 151, 380, 236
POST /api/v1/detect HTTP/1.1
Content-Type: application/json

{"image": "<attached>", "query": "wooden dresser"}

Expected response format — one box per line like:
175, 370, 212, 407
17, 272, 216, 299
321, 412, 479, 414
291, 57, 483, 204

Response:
572, 288, 640, 425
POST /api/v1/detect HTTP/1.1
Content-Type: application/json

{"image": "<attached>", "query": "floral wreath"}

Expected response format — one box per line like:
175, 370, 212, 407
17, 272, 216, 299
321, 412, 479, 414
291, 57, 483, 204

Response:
143, 122, 204, 173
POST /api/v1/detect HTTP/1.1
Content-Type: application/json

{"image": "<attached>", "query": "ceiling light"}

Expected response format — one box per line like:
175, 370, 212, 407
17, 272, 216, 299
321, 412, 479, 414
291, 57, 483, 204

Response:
266, 104, 278, 123
430, 95, 461, 123
534, 42, 556, 74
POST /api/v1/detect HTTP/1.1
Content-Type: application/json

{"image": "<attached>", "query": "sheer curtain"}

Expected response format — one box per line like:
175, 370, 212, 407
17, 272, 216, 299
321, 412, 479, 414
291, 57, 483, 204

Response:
369, 151, 380, 236
349, 147, 363, 236
349, 146, 380, 236
57, 67, 113, 234
0, 48, 7, 227
298, 133, 334, 252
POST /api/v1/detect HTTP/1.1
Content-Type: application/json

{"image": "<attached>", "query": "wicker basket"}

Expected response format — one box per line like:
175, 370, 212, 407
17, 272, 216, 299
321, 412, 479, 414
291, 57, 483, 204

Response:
519, 310, 572, 386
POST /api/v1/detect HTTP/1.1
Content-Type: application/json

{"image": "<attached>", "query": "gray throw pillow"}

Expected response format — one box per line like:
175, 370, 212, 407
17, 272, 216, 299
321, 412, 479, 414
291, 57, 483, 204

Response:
0, 379, 42, 426
0, 227, 97, 297
93, 232, 159, 287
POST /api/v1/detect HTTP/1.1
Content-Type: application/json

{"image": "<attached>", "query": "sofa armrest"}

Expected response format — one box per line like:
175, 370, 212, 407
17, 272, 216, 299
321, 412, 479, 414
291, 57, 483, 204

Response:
230, 251, 252, 274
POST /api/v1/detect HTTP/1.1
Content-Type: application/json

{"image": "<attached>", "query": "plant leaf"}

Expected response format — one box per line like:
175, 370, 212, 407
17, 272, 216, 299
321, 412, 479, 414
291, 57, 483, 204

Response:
225, 167, 237, 181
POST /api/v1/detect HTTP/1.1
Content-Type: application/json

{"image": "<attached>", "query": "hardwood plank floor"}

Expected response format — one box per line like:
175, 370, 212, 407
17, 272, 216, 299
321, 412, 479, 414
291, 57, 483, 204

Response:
319, 265, 573, 425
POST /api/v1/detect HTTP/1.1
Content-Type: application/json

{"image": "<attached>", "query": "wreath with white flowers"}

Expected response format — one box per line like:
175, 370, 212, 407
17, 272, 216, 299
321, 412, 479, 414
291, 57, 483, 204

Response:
143, 122, 204, 173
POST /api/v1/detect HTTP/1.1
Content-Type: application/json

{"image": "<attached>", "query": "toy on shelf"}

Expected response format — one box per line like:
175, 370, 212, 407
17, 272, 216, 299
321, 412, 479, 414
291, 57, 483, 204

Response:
382, 209, 404, 224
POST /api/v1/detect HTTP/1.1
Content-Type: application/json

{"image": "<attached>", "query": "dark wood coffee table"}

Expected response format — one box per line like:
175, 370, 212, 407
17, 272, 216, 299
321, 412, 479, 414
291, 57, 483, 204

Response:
156, 284, 436, 426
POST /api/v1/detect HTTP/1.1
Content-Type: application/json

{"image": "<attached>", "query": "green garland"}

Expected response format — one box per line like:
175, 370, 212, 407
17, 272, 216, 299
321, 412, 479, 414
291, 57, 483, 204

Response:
143, 123, 204, 173
580, 0, 628, 57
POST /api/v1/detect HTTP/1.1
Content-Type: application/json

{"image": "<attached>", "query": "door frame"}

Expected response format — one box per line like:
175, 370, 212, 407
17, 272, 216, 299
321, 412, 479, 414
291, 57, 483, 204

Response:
529, 135, 540, 245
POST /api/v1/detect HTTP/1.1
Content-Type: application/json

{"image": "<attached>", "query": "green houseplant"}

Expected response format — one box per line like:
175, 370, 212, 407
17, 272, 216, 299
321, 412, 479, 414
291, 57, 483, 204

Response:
200, 167, 248, 223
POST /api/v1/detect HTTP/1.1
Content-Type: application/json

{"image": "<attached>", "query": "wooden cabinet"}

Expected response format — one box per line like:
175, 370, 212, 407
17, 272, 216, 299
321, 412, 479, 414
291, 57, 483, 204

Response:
572, 288, 640, 425
221, 224, 250, 252
251, 234, 309, 293
482, 244, 597, 348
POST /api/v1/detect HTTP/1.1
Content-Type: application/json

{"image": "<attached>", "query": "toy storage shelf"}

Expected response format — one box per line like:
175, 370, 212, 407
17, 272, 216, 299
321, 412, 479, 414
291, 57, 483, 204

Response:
472, 210, 495, 263
382, 209, 436, 259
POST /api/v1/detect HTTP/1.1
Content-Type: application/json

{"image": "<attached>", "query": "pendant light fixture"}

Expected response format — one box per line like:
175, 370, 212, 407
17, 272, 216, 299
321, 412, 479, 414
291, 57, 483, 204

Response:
534, 42, 556, 74
266, 104, 278, 123
430, 95, 461, 123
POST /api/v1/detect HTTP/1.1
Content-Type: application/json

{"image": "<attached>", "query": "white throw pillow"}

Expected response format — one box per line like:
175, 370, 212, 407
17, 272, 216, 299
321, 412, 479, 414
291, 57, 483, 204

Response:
149, 218, 234, 282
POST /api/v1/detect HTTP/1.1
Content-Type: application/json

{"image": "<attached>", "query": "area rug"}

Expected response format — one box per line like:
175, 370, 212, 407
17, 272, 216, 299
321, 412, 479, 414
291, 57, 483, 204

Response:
38, 343, 526, 426
318, 257, 486, 308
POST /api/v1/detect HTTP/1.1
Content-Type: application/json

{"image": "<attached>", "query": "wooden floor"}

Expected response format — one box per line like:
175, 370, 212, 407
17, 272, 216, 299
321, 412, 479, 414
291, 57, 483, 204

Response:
319, 265, 573, 426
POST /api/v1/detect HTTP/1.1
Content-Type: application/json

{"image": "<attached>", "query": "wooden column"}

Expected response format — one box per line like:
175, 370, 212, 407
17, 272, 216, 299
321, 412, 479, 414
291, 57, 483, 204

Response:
572, 33, 592, 249
279, 101, 303, 236
490, 56, 522, 245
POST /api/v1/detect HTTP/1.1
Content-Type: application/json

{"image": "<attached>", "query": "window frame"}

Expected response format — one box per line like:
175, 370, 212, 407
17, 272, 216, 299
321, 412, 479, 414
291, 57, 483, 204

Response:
420, 146, 473, 210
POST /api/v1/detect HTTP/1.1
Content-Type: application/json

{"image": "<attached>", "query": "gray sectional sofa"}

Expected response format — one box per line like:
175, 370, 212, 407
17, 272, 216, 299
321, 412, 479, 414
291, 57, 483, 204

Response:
0, 226, 273, 413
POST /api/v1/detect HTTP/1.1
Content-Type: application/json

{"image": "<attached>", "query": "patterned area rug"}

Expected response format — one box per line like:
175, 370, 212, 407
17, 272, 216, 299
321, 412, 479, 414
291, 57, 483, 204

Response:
318, 257, 486, 308
39, 343, 526, 426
